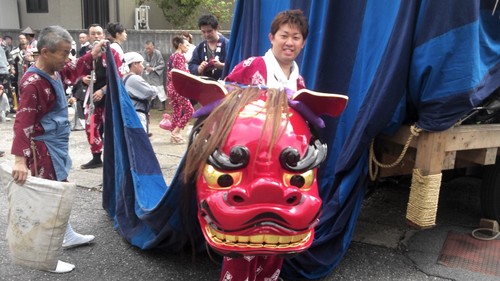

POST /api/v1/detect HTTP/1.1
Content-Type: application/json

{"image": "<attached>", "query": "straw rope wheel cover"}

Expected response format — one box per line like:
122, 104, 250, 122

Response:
406, 168, 442, 228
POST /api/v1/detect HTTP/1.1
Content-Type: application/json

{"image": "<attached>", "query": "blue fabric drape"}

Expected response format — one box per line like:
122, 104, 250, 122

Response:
226, 0, 500, 279
102, 47, 201, 251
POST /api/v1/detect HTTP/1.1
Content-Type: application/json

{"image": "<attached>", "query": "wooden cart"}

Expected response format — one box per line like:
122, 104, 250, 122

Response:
375, 124, 500, 228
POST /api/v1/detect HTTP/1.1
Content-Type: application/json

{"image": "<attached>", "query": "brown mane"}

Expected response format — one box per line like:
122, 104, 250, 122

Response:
182, 87, 290, 183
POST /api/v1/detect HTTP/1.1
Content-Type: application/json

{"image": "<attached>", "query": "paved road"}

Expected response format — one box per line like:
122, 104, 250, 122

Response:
0, 112, 498, 281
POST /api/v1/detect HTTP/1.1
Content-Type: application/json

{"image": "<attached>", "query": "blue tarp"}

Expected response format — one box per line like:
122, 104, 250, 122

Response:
102, 0, 500, 280
103, 47, 201, 252
226, 2, 500, 278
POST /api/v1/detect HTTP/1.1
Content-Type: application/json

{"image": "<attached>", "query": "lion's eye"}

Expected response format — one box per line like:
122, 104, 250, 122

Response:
283, 170, 314, 190
217, 174, 234, 187
290, 175, 305, 188
203, 165, 242, 189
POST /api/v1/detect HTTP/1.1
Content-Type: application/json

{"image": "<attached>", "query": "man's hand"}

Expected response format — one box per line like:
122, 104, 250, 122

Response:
12, 156, 28, 185
82, 74, 93, 85
198, 61, 208, 75
92, 89, 104, 102
90, 40, 108, 59
212, 58, 224, 70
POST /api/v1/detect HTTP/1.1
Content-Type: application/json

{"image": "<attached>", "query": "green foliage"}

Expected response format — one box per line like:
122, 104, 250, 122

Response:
153, 0, 235, 29
199, 0, 235, 25
154, 0, 203, 28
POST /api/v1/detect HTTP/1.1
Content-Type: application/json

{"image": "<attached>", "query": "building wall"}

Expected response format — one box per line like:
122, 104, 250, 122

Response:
17, 0, 83, 30
0, 0, 20, 29
12, 0, 234, 31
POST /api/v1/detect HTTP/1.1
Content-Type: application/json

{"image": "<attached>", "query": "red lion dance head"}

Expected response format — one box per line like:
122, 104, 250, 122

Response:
173, 70, 347, 257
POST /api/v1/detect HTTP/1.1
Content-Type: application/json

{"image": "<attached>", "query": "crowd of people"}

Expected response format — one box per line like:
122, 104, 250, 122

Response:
1, 9, 310, 281
0, 27, 44, 157
0, 13, 231, 158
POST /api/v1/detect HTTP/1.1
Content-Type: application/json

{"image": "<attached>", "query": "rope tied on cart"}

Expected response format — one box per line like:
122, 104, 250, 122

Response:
406, 168, 442, 228
471, 219, 500, 241
369, 124, 422, 181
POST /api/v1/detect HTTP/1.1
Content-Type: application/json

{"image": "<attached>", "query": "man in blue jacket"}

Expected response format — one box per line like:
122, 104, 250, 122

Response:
188, 14, 229, 80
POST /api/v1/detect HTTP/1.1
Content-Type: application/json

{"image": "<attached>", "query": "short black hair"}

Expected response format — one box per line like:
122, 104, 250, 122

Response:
198, 14, 219, 29
87, 23, 102, 33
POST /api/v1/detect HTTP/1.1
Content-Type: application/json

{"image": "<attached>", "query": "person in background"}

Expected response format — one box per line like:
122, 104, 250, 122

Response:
188, 14, 229, 80
21, 27, 38, 70
1, 35, 14, 70
78, 24, 106, 169
78, 32, 90, 57
11, 25, 97, 274
142, 41, 166, 110
14, 34, 28, 72
3, 35, 18, 113
11, 34, 28, 104
0, 40, 13, 116
0, 84, 10, 122
180, 31, 196, 63
21, 26, 37, 49
222, 9, 309, 281
67, 77, 86, 131
76, 23, 122, 169
122, 52, 157, 134
166, 36, 193, 143
2, 35, 13, 52
106, 22, 127, 75
69, 39, 78, 62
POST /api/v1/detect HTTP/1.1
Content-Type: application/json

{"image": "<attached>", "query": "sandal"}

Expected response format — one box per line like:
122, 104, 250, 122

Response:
170, 133, 186, 144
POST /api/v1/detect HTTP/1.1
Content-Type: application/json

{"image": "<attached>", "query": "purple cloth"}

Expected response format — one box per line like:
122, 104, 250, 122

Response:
192, 99, 223, 118
193, 87, 325, 128
285, 88, 325, 128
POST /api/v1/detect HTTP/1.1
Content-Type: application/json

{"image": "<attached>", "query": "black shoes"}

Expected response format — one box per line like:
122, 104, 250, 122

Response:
81, 153, 103, 169
80, 158, 103, 169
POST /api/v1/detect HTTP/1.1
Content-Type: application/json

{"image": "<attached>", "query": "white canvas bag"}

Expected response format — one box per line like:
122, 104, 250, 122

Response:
0, 163, 75, 271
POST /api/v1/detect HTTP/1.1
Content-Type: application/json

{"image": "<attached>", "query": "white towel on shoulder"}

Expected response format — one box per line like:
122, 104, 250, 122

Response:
263, 49, 300, 91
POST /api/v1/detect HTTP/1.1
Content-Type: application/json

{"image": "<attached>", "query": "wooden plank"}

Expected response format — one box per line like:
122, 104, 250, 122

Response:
380, 124, 500, 152
441, 125, 500, 151
442, 151, 456, 170
414, 130, 447, 175
456, 148, 498, 165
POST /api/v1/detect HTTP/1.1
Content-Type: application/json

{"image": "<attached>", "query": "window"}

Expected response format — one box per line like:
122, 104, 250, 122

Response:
26, 0, 48, 13
83, 0, 109, 29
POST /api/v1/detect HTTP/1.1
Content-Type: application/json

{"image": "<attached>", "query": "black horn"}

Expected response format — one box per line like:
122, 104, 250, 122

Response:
208, 145, 250, 171
280, 139, 327, 173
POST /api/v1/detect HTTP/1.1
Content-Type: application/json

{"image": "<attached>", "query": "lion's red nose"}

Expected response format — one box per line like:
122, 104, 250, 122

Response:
226, 178, 302, 206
